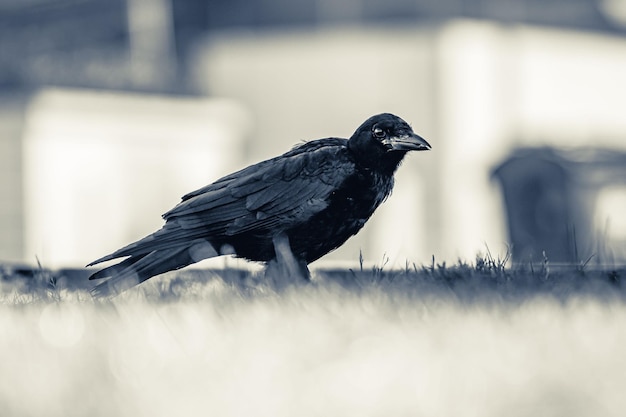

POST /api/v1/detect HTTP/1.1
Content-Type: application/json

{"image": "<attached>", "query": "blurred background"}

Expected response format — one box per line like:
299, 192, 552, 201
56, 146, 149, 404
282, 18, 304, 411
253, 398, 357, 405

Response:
1, 0, 626, 269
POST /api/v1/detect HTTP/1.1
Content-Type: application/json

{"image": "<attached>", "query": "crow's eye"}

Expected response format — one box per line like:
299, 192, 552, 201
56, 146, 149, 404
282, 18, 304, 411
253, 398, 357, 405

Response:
373, 127, 386, 139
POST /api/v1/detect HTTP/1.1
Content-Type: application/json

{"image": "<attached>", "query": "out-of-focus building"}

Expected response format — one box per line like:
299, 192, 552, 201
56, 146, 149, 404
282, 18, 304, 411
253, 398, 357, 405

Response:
2, 0, 626, 93
1, 0, 626, 268
20, 89, 251, 267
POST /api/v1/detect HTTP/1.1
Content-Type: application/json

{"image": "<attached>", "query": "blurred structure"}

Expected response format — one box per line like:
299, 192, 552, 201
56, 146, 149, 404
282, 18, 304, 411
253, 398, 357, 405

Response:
20, 89, 250, 267
1, 0, 626, 267
190, 22, 626, 266
3, 0, 626, 94
493, 148, 626, 264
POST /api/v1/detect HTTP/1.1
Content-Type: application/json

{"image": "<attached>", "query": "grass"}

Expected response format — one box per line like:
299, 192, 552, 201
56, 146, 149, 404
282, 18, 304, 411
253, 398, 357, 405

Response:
1, 255, 625, 417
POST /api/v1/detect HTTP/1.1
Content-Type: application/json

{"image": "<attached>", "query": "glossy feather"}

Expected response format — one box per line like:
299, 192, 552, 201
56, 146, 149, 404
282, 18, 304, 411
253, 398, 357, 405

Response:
88, 114, 430, 296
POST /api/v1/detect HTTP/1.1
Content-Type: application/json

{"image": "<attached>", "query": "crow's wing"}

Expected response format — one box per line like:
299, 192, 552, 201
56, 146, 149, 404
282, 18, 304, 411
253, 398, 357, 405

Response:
165, 139, 353, 229
88, 139, 354, 265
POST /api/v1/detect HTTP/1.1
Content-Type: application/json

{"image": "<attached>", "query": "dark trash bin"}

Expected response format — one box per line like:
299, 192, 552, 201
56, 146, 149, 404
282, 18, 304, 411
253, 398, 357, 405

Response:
492, 147, 626, 264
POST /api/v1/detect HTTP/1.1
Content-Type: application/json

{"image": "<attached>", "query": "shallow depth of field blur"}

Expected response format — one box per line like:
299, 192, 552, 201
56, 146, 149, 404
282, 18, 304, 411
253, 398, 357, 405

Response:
2, 1, 626, 416
3, 0, 626, 269
2, 263, 626, 417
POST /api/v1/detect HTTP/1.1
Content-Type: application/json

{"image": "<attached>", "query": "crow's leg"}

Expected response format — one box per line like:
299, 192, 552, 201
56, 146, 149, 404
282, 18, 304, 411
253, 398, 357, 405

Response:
264, 232, 310, 288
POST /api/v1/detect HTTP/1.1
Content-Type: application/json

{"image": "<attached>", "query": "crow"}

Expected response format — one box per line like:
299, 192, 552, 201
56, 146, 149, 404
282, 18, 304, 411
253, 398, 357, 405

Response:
87, 113, 430, 296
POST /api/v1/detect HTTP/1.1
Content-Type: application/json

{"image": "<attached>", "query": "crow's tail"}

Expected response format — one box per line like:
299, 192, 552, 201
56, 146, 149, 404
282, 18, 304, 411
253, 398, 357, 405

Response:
88, 248, 190, 297
88, 239, 220, 297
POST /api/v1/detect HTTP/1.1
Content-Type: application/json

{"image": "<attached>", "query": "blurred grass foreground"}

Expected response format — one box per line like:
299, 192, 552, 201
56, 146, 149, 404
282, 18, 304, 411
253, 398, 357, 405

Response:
1, 259, 625, 417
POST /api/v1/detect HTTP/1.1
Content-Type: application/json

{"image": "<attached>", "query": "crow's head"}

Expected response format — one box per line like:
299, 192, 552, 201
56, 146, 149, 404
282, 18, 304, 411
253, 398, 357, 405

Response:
348, 113, 430, 172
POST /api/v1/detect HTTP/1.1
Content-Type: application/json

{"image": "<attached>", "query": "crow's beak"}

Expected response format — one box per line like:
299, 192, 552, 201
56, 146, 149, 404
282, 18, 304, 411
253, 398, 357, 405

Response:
383, 133, 431, 152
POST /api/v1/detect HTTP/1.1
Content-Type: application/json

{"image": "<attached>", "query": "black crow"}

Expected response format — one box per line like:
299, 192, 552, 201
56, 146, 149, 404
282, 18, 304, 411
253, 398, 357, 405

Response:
87, 113, 430, 296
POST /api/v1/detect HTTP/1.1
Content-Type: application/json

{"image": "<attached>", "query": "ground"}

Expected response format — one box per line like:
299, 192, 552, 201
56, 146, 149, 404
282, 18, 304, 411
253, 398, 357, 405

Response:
0, 259, 625, 417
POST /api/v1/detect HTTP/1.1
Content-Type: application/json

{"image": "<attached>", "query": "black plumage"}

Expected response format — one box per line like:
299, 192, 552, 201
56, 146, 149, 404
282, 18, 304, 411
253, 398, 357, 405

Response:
87, 113, 431, 296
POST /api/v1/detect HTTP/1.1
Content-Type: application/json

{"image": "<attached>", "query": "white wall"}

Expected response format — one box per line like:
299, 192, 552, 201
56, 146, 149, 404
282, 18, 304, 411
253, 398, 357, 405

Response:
436, 22, 626, 263
21, 89, 251, 267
